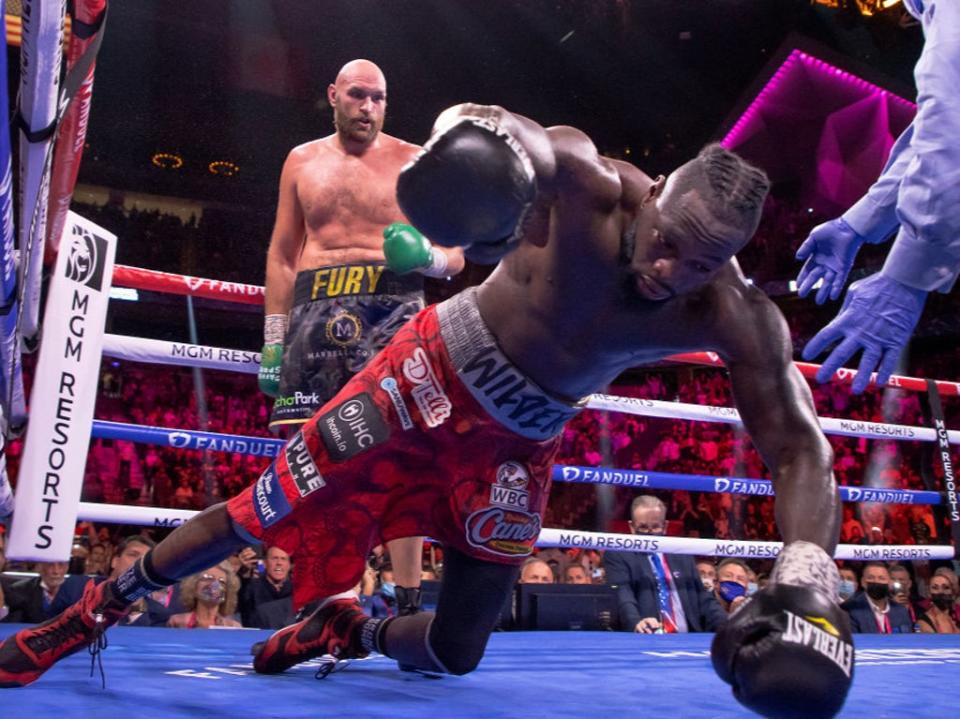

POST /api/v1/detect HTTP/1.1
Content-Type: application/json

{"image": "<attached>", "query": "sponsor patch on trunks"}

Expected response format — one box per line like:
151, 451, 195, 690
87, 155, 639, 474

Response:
325, 311, 362, 347
253, 464, 291, 529
465, 506, 541, 557
318, 392, 390, 461
489, 461, 530, 510
402, 347, 452, 428
284, 431, 326, 497
379, 377, 414, 430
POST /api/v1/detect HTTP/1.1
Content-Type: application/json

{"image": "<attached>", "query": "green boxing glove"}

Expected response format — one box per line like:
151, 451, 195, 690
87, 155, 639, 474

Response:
258, 344, 283, 397
383, 222, 449, 277
258, 313, 287, 397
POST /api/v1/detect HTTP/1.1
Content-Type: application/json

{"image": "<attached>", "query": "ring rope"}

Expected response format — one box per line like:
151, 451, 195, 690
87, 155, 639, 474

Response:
71, 500, 954, 561
587, 394, 960, 445
88, 420, 943, 506
92, 332, 960, 445
91, 419, 282, 457
102, 333, 259, 374
109, 262, 960, 397
553, 465, 943, 506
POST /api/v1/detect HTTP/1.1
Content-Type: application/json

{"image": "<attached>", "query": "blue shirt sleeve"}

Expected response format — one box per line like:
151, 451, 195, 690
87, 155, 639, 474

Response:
842, 122, 914, 243
881, 1, 960, 293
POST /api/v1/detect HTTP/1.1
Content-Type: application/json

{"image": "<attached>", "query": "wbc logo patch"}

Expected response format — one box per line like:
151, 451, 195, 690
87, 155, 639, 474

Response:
489, 461, 530, 511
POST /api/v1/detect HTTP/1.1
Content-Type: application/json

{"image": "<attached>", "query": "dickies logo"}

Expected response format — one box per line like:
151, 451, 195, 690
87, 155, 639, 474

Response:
65, 225, 108, 291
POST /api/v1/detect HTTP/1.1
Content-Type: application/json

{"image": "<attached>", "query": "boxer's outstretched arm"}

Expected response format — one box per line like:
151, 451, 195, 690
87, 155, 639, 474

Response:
719, 289, 840, 553
264, 149, 307, 316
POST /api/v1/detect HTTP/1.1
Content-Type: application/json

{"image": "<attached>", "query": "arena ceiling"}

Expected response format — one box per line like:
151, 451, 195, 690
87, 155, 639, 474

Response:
38, 0, 923, 210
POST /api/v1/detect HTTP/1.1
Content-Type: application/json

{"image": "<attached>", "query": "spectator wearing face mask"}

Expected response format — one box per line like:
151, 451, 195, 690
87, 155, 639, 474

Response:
695, 559, 717, 592
605, 496, 724, 633
841, 562, 913, 633
714, 558, 751, 615
917, 572, 959, 634
837, 566, 858, 603
167, 562, 242, 628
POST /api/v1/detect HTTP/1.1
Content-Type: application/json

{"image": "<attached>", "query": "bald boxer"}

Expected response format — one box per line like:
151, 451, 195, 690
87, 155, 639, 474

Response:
1, 105, 850, 717
260, 59, 464, 614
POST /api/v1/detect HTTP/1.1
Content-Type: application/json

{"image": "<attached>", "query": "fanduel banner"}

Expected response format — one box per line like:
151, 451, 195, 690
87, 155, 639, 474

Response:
7, 212, 116, 560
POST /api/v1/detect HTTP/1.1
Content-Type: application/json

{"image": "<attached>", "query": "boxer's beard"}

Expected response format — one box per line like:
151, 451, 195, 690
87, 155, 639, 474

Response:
334, 106, 379, 144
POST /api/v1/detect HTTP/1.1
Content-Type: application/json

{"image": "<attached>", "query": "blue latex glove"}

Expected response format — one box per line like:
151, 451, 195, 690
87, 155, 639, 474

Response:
802, 273, 928, 393
795, 218, 867, 305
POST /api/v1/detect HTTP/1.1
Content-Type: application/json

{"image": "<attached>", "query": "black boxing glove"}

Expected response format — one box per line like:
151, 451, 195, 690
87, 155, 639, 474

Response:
397, 115, 536, 258
711, 543, 854, 719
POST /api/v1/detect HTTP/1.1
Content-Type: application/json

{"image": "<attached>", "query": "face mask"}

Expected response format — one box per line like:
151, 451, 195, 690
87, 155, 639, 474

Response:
866, 582, 889, 601
746, 582, 758, 597
701, 578, 715, 592
381, 581, 396, 599
719, 580, 746, 603
198, 581, 225, 604
838, 580, 856, 600
930, 593, 954, 611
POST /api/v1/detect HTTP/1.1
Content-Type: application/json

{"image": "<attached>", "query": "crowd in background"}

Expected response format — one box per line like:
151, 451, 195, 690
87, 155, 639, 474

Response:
2, 197, 959, 635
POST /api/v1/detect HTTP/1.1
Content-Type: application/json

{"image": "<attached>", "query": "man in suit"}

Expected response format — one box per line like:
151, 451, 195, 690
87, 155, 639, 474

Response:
605, 495, 725, 633
3, 562, 68, 623
841, 561, 913, 633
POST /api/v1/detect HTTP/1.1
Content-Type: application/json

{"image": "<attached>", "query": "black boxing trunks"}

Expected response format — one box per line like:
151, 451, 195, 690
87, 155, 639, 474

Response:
228, 287, 584, 607
269, 263, 425, 431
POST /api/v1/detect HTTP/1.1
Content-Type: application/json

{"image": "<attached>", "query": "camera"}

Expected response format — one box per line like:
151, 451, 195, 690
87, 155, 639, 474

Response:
891, 580, 905, 594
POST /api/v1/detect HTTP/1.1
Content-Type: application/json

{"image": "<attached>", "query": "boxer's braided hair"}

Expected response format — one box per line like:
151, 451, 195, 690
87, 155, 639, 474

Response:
670, 144, 771, 244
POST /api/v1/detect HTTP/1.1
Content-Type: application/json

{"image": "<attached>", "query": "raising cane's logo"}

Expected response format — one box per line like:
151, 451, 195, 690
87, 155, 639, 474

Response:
465, 507, 541, 557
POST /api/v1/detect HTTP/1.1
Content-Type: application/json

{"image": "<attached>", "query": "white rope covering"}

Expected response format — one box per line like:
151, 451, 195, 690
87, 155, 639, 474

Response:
102, 334, 259, 374
76, 502, 954, 561
586, 394, 960, 445
537, 528, 955, 561
78, 502, 195, 527
97, 334, 960, 445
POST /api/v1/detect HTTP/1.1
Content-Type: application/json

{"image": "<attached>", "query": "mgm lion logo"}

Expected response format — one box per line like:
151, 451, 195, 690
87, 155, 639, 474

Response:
64, 226, 107, 290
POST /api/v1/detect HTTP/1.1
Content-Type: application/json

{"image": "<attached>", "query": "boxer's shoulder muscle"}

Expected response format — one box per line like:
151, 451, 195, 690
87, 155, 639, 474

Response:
709, 265, 792, 369
545, 125, 621, 208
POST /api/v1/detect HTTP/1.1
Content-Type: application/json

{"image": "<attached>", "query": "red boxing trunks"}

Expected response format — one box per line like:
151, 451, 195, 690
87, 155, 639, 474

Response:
228, 288, 582, 608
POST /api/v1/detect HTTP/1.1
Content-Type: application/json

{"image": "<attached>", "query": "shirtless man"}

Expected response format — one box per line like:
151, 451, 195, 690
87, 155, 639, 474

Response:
0, 105, 851, 718
259, 60, 463, 614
